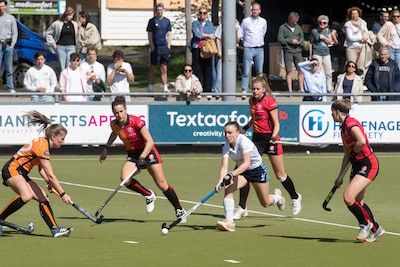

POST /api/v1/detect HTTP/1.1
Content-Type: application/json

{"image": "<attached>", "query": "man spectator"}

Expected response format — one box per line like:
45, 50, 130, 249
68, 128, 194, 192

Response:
240, 2, 267, 96
278, 12, 305, 93
23, 51, 57, 102
146, 3, 172, 93
298, 57, 327, 101
0, 0, 17, 93
80, 46, 106, 101
59, 52, 88, 102
107, 49, 134, 102
372, 10, 389, 34
365, 47, 400, 101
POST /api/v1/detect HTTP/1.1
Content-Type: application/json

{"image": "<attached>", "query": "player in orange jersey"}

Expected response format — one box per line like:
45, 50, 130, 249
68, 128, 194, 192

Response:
1, 111, 73, 237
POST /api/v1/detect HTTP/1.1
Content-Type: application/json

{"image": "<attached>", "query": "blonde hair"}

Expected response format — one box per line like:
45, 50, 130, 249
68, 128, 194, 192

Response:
252, 76, 273, 95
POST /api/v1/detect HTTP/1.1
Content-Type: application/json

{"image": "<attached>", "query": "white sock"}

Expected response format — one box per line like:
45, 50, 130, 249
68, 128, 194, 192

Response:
272, 194, 282, 205
163, 84, 169, 91
223, 198, 235, 223
279, 176, 287, 182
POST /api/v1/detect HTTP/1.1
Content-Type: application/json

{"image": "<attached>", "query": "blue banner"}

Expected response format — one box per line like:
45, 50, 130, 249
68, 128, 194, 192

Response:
149, 104, 299, 144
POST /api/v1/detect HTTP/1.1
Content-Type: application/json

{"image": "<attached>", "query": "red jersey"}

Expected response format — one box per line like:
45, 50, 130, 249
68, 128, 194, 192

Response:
111, 114, 146, 151
249, 95, 278, 134
341, 116, 373, 161
12, 137, 50, 173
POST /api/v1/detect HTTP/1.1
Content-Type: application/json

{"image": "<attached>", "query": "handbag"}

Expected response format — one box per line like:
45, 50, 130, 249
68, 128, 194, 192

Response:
200, 38, 218, 58
92, 80, 106, 101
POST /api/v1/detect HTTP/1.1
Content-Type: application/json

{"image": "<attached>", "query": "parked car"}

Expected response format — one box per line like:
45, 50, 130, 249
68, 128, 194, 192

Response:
1, 21, 60, 89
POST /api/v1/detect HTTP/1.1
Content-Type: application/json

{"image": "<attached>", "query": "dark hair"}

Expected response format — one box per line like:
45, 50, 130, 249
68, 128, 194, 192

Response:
182, 64, 193, 73
112, 95, 127, 110
69, 52, 80, 61
25, 110, 67, 137
224, 121, 241, 131
155, 3, 164, 9
34, 51, 46, 60
347, 6, 362, 20
60, 6, 75, 21
331, 99, 351, 114
0, 0, 8, 6
112, 50, 125, 59
79, 10, 91, 27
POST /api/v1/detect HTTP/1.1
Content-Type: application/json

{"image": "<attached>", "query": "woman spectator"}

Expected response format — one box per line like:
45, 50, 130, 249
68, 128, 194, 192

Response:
46, 6, 78, 71
334, 61, 364, 102
191, 6, 215, 93
343, 7, 370, 74
174, 64, 203, 102
77, 11, 102, 62
377, 9, 400, 70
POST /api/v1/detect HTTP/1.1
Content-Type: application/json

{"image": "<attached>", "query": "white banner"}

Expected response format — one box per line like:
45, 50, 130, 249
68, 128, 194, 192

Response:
300, 104, 400, 144
0, 104, 148, 145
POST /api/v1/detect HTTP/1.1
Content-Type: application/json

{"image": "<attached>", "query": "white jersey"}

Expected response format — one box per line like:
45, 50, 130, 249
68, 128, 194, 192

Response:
222, 134, 262, 170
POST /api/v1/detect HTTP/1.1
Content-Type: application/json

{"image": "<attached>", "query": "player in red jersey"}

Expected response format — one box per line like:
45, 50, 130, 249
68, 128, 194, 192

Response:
99, 95, 186, 220
1, 111, 73, 237
234, 76, 302, 219
331, 99, 384, 242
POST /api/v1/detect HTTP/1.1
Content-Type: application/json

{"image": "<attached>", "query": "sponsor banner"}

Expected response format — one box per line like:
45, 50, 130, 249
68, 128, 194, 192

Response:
10, 0, 59, 15
300, 104, 400, 144
0, 104, 148, 145
148, 104, 299, 144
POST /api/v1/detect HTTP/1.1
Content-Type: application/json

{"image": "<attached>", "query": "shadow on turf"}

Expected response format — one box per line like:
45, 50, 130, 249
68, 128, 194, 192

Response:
59, 216, 146, 224
263, 234, 359, 243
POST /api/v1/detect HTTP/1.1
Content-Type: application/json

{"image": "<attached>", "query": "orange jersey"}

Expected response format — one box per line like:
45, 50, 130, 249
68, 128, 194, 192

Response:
249, 95, 278, 134
111, 114, 146, 151
11, 137, 50, 173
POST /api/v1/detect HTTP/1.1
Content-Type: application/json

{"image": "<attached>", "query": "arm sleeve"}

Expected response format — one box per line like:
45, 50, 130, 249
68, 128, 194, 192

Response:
23, 69, 36, 91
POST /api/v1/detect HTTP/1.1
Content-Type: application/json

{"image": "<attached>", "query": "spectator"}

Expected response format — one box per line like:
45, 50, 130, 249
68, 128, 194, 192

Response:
80, 46, 106, 101
343, 7, 370, 75
311, 15, 337, 93
174, 64, 203, 102
46, 6, 78, 71
298, 58, 327, 101
334, 61, 364, 102
372, 10, 390, 34
77, 10, 102, 62
277, 12, 305, 93
365, 47, 400, 101
59, 53, 88, 102
23, 51, 57, 102
377, 9, 400, 70
240, 2, 267, 95
191, 6, 215, 93
146, 3, 172, 93
0, 0, 17, 93
107, 50, 134, 102
215, 19, 241, 99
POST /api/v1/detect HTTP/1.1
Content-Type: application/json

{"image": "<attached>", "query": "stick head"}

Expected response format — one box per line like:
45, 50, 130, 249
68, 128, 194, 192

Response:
322, 203, 332, 212
96, 215, 104, 224
161, 223, 169, 235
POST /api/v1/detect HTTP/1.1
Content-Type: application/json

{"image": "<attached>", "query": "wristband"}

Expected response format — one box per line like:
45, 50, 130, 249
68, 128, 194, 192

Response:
59, 192, 66, 197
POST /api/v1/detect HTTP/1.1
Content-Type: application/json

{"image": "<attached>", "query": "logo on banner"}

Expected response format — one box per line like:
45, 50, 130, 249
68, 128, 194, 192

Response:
302, 109, 330, 138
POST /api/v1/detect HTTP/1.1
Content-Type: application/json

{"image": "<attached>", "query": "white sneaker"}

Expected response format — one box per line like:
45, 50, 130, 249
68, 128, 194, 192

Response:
364, 226, 385, 243
356, 222, 373, 241
274, 188, 285, 210
51, 227, 73, 238
232, 206, 248, 220
176, 208, 187, 223
145, 190, 156, 213
291, 193, 302, 216
216, 220, 235, 232
163, 88, 171, 93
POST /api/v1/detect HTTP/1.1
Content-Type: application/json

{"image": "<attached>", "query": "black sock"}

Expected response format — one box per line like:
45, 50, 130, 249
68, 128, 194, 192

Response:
163, 185, 182, 210
347, 201, 368, 226
239, 183, 250, 209
281, 175, 298, 199
0, 196, 26, 220
126, 178, 151, 196
363, 203, 379, 231
39, 201, 58, 229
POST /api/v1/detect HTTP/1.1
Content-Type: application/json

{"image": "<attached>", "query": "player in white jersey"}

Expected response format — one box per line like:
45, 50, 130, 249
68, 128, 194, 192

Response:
215, 122, 286, 232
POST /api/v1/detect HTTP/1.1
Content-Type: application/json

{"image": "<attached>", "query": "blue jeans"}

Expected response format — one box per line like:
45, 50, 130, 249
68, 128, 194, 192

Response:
57, 45, 76, 71
389, 48, 400, 70
241, 47, 264, 92
31, 95, 55, 102
0, 46, 14, 90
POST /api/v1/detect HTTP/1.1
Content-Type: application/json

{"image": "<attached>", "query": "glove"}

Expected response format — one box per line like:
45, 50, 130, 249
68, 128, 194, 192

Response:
223, 172, 234, 187
269, 136, 277, 144
136, 157, 147, 169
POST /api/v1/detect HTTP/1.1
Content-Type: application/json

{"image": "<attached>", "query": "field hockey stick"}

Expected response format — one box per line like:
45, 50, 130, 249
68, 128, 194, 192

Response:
0, 219, 34, 234
95, 167, 138, 217
72, 203, 103, 224
322, 163, 351, 211
161, 181, 227, 233
275, 140, 329, 148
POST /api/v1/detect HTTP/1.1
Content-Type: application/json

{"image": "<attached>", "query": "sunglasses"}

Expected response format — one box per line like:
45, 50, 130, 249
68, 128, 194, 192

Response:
184, 69, 193, 72
72, 59, 80, 62
319, 21, 328, 25
198, 12, 207, 15
347, 64, 356, 68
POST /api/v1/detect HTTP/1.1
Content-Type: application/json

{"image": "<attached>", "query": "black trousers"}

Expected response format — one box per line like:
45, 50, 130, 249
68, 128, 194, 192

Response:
192, 48, 212, 92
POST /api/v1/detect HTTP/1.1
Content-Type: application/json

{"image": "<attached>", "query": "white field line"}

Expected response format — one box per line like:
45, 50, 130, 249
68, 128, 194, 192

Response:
32, 177, 400, 237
